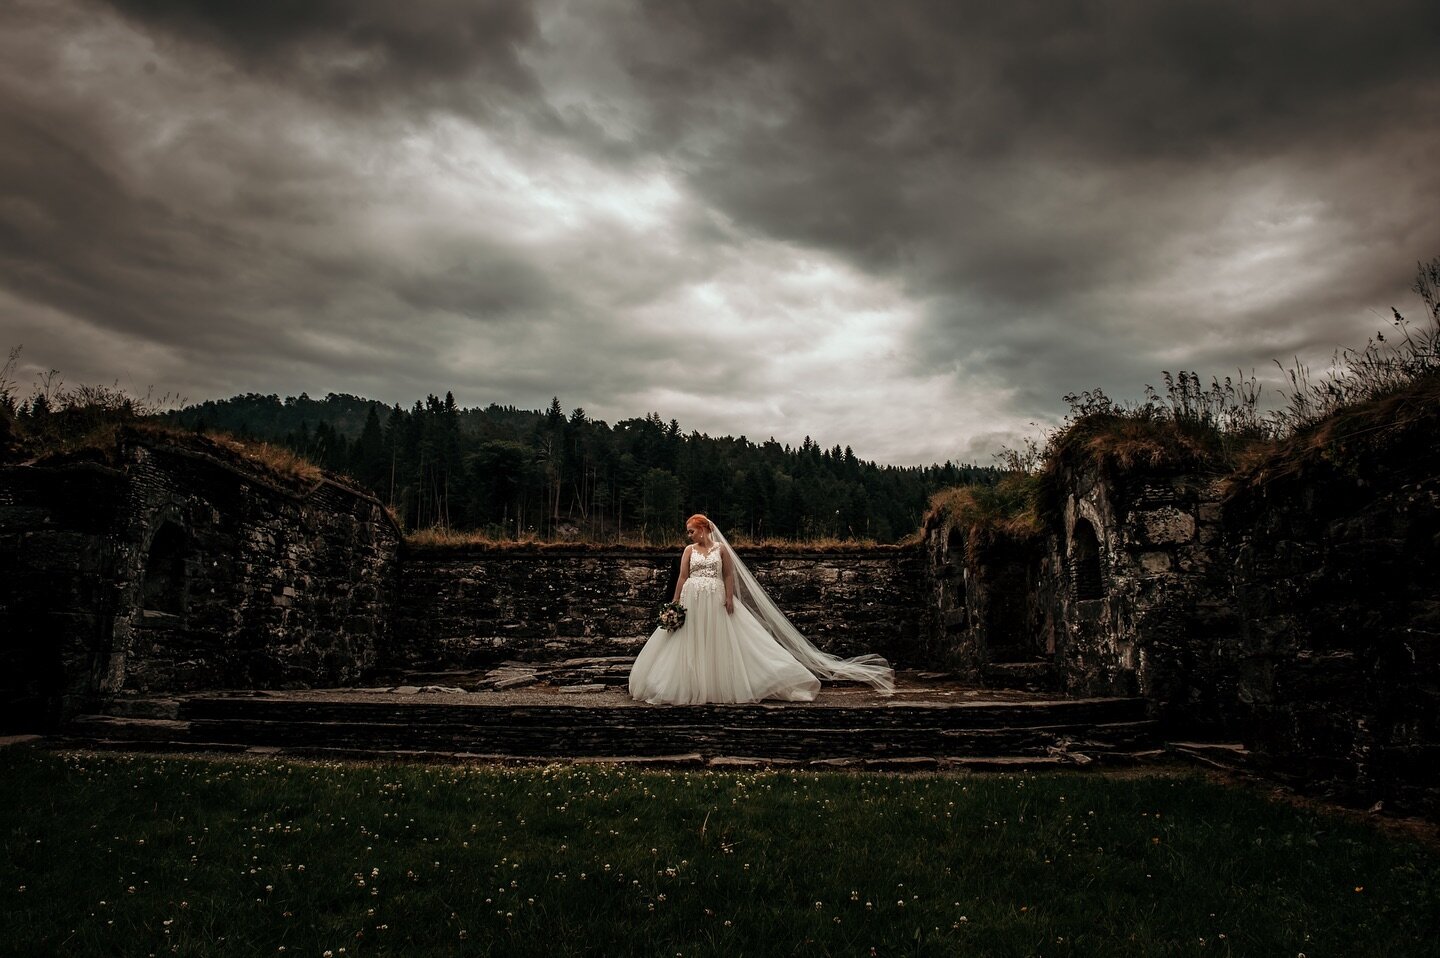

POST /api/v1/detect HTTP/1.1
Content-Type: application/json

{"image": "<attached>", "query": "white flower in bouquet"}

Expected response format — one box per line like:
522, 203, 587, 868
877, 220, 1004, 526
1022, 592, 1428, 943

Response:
657, 601, 687, 633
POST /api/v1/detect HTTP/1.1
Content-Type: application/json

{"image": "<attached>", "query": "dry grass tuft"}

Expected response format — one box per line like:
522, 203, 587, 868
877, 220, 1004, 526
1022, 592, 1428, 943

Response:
405, 526, 892, 551
405, 527, 559, 550
728, 535, 885, 551
924, 473, 1043, 561
26, 419, 184, 468
1226, 369, 1440, 494
1043, 413, 1234, 478
35, 421, 338, 492
201, 431, 327, 485
0, 353, 337, 490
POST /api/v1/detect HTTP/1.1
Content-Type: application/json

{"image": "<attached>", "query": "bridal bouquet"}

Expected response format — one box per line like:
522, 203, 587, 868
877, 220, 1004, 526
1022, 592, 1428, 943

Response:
657, 601, 687, 633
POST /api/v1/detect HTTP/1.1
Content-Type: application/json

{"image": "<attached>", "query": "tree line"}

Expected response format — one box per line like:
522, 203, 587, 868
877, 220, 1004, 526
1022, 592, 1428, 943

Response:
168, 392, 999, 543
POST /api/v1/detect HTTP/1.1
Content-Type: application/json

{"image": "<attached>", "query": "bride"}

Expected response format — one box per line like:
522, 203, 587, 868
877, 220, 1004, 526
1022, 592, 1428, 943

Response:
628, 514, 895, 705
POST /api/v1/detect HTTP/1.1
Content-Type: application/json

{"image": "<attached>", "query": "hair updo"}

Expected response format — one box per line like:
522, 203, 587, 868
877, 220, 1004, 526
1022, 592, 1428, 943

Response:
686, 513, 712, 532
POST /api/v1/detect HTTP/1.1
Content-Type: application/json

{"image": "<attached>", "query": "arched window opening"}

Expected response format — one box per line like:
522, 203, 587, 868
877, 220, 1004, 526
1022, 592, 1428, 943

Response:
946, 527, 964, 566
1070, 519, 1104, 601
142, 522, 188, 616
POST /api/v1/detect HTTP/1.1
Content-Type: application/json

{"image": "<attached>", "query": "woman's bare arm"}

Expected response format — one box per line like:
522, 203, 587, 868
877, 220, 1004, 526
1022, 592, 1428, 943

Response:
720, 546, 736, 614
673, 546, 692, 603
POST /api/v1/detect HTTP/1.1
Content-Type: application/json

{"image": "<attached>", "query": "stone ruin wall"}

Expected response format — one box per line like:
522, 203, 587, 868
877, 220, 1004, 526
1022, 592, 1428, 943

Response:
1, 461, 129, 729
5, 419, 1436, 816
0, 434, 401, 728
1225, 444, 1440, 817
389, 546, 932, 672
922, 525, 1050, 681
0, 434, 931, 730
922, 469, 1239, 721
1047, 468, 1241, 731
110, 443, 401, 695
925, 431, 1440, 816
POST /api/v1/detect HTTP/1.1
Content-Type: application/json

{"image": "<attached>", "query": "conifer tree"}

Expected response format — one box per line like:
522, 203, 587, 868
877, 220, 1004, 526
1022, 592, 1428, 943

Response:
163, 391, 998, 541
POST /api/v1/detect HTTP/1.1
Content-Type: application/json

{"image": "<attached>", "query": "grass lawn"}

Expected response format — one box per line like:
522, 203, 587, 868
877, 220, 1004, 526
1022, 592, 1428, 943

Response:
2, 746, 1437, 957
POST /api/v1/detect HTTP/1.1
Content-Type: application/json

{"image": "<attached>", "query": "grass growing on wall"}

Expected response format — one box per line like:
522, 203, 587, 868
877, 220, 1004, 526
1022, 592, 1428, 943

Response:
924, 473, 1043, 560
1227, 368, 1440, 493
404, 526, 891, 551
0, 348, 335, 490
3, 747, 1438, 958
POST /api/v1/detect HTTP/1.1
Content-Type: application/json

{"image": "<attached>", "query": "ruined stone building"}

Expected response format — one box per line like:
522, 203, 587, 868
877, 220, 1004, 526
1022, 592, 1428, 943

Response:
2, 402, 1437, 816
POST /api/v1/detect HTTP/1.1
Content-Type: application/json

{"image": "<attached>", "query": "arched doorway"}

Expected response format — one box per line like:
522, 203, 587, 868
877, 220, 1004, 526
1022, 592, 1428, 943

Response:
1070, 518, 1104, 601
142, 522, 189, 616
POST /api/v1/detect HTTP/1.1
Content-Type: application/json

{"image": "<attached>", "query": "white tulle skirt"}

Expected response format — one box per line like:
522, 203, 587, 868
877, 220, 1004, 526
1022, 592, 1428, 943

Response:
628, 576, 821, 705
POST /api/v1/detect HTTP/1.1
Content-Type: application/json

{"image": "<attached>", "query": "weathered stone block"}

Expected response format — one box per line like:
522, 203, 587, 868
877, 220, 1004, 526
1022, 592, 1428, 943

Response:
1138, 507, 1196, 545
1138, 551, 1173, 574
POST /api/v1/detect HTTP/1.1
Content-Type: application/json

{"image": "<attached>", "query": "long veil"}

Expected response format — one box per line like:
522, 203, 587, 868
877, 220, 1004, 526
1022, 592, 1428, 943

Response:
708, 521, 896, 695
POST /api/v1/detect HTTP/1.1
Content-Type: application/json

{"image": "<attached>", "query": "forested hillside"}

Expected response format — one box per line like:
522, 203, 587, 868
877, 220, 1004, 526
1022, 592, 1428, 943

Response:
168, 393, 996, 542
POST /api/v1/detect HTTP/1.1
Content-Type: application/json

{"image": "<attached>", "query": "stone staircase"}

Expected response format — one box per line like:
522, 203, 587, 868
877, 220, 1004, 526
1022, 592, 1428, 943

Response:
57, 668, 1162, 768
982, 660, 1061, 694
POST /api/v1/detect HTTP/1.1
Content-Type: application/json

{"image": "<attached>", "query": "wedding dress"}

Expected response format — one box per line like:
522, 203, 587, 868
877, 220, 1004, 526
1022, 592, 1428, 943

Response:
628, 523, 895, 705
628, 546, 821, 704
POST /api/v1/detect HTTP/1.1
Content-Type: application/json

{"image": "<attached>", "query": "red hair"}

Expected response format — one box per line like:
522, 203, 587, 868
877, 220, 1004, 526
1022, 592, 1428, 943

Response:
686, 513, 711, 531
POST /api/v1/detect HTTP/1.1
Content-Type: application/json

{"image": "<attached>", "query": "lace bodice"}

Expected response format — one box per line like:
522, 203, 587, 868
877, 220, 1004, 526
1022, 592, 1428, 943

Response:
688, 546, 723, 580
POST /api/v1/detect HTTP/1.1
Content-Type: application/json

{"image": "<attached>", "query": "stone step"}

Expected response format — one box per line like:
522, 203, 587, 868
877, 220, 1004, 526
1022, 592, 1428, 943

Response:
61, 694, 1160, 763
60, 718, 1158, 762
103, 697, 184, 720
114, 717, 1155, 760
381, 657, 641, 690
67, 715, 194, 741
1168, 741, 1254, 771
50, 735, 1086, 771
175, 696, 1148, 731
983, 661, 1061, 693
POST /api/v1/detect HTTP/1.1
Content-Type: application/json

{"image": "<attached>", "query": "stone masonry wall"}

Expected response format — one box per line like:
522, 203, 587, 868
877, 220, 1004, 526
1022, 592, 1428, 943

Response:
390, 545, 930, 670
1032, 417, 1440, 815
0, 433, 401, 729
10, 406, 1435, 817
921, 527, 980, 677
1046, 468, 1241, 732
923, 468, 1240, 726
1226, 439, 1440, 817
0, 462, 129, 730
920, 524, 1050, 680
107, 441, 401, 696
941, 403, 1438, 814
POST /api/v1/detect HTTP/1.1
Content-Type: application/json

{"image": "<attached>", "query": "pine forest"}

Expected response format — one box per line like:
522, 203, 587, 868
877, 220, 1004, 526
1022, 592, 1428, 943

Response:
167, 393, 997, 543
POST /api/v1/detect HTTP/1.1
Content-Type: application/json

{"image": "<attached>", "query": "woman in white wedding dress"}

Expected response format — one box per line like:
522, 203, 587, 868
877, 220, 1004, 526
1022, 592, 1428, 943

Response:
628, 514, 895, 705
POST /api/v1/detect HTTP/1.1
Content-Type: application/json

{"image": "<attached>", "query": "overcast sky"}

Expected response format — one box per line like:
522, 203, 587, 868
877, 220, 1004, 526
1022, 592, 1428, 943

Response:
2, 0, 1438, 465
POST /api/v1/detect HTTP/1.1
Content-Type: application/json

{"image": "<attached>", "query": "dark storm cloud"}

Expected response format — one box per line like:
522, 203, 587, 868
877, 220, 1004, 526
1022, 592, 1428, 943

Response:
0, 0, 585, 407
2, 0, 1438, 465
600, 0, 1440, 419
626, 0, 1440, 174
101, 0, 543, 112
0, 92, 414, 366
